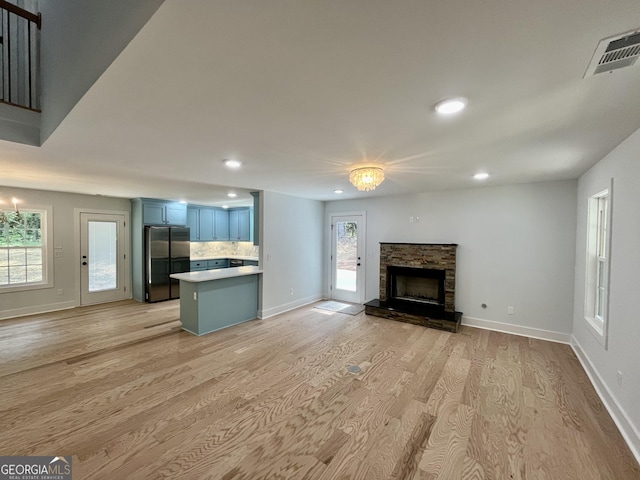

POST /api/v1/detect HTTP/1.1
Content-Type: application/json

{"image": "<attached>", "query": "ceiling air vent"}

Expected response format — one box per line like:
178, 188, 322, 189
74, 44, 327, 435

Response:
584, 28, 640, 78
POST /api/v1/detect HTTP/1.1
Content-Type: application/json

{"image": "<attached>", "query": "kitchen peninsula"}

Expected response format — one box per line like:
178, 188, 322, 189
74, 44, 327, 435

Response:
170, 266, 262, 335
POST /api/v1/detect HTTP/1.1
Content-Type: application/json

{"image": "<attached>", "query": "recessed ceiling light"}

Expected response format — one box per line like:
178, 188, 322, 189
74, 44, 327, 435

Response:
227, 192, 237, 198
435, 97, 468, 115
473, 172, 489, 180
223, 159, 242, 168
334, 189, 344, 194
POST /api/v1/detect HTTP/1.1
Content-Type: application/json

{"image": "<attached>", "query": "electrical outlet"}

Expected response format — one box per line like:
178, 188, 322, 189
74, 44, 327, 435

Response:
507, 306, 514, 315
54, 251, 63, 258
617, 370, 623, 387
57, 289, 63, 296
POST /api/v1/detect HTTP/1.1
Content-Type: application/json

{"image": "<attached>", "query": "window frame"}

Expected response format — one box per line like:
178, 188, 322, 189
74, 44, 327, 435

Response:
584, 184, 612, 348
0, 205, 54, 292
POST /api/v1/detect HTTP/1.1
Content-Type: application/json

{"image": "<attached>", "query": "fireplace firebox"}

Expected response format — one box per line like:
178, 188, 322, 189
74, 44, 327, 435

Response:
387, 266, 445, 307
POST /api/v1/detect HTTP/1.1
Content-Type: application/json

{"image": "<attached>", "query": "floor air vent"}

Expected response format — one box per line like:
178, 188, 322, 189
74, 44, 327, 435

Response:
584, 28, 640, 78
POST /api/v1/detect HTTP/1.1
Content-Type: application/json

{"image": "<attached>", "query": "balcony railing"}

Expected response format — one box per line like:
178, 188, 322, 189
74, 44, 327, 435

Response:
0, 0, 40, 111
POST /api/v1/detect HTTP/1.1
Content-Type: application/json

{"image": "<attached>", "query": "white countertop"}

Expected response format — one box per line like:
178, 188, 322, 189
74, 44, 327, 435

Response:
190, 255, 259, 262
170, 266, 262, 282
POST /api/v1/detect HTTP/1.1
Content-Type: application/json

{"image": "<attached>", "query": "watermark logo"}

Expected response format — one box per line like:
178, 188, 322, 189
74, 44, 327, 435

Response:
0, 456, 72, 480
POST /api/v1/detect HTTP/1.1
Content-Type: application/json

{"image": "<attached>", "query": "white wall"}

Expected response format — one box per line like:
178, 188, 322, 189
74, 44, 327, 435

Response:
0, 186, 130, 319
39, 0, 164, 143
325, 180, 577, 338
260, 191, 324, 317
572, 128, 640, 458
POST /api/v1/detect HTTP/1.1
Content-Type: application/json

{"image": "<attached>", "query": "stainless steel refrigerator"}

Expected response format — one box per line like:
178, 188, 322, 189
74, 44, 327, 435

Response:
145, 226, 190, 302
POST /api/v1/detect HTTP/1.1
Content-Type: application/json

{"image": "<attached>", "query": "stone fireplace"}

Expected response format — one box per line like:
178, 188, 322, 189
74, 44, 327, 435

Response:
365, 243, 462, 332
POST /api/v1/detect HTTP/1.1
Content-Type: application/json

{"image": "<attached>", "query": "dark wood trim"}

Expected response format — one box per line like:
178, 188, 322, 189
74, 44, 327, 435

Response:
0, 98, 41, 113
0, 0, 41, 28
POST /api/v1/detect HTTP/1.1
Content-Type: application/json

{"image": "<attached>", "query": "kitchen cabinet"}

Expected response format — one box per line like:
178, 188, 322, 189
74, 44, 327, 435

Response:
208, 259, 229, 269
188, 207, 227, 241
141, 199, 187, 226
171, 268, 261, 336
250, 192, 260, 246
187, 208, 199, 241
190, 259, 228, 271
199, 209, 215, 241
190, 260, 208, 271
229, 207, 251, 241
191, 258, 255, 271
213, 208, 229, 241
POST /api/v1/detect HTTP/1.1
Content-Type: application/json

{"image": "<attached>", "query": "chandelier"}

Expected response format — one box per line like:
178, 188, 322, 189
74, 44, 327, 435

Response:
349, 167, 385, 192
0, 197, 20, 224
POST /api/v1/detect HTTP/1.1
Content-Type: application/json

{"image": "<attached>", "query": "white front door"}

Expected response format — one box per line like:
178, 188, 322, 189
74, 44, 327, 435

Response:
331, 214, 365, 304
80, 213, 127, 305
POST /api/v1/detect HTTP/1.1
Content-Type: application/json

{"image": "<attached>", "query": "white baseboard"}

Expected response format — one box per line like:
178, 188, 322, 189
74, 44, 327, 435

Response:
0, 300, 76, 321
461, 316, 572, 344
571, 337, 640, 465
260, 294, 325, 319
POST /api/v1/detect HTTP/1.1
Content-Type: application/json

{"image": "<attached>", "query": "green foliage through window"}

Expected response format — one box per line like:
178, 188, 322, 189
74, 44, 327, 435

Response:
0, 211, 44, 286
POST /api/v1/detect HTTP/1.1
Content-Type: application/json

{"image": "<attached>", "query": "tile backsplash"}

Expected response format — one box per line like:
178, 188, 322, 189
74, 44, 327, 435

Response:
191, 241, 259, 259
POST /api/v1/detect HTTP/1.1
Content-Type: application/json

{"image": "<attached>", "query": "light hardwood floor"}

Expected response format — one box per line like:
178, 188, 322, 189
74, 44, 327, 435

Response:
0, 300, 638, 479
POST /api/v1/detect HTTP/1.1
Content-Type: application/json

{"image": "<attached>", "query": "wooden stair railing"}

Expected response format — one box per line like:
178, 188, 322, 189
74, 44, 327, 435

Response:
0, 0, 41, 111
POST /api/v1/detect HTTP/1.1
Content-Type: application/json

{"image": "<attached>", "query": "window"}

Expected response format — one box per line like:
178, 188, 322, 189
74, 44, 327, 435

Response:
0, 208, 50, 289
584, 186, 611, 347
594, 194, 608, 322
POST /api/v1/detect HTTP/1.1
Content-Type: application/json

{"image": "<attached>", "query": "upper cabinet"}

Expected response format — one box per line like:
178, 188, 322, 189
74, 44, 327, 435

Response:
214, 208, 230, 241
187, 207, 199, 241
229, 207, 251, 242
188, 206, 232, 241
250, 192, 259, 246
140, 199, 187, 226
200, 209, 215, 241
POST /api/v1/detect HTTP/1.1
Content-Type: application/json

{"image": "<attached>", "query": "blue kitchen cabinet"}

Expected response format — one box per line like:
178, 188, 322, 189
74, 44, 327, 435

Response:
141, 199, 187, 226
213, 208, 229, 241
187, 206, 229, 241
207, 259, 229, 269
229, 207, 251, 241
187, 207, 199, 241
190, 260, 208, 271
199, 208, 215, 241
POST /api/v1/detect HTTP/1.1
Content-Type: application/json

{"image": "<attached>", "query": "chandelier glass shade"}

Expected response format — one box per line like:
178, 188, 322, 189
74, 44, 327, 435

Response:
349, 167, 385, 192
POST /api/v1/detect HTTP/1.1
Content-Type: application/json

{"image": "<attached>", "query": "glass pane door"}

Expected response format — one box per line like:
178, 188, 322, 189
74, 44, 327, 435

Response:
335, 221, 357, 292
88, 221, 118, 292
331, 214, 365, 304
80, 213, 126, 305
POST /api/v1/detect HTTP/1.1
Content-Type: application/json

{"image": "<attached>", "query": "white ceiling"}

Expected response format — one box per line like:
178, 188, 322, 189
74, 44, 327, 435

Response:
2, 0, 640, 205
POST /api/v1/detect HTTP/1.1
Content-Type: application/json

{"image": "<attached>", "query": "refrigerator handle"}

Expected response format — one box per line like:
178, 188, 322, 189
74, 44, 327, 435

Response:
146, 227, 151, 284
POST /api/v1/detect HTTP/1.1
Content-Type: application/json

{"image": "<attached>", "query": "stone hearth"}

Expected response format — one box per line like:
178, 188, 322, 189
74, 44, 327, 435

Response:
365, 243, 462, 332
